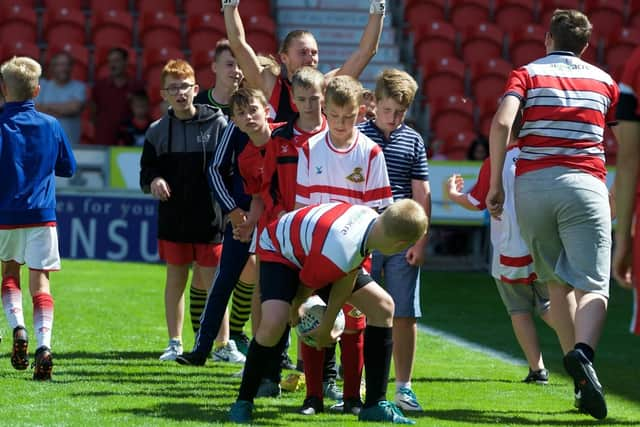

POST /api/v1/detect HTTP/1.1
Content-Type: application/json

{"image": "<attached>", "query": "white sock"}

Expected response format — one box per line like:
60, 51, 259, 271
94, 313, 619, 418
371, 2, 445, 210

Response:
2, 277, 25, 330
396, 381, 411, 391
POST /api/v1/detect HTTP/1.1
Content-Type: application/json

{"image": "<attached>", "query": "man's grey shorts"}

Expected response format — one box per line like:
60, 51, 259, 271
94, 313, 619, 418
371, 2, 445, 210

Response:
494, 278, 550, 316
514, 167, 611, 297
370, 249, 422, 318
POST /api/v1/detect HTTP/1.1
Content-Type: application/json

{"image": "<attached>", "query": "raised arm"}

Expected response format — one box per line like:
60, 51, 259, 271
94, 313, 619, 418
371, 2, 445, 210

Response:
222, 1, 278, 96
334, 1, 385, 79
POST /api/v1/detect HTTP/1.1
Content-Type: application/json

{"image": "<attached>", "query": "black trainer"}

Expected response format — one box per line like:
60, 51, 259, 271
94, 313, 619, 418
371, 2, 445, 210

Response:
299, 396, 324, 415
32, 346, 53, 381
175, 351, 207, 366
523, 368, 549, 385
11, 326, 29, 370
563, 349, 607, 419
281, 352, 296, 371
344, 397, 364, 415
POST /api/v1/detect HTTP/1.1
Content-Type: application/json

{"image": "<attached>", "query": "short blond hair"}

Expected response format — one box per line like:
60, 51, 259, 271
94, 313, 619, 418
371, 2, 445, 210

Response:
291, 66, 325, 92
374, 69, 418, 109
0, 56, 41, 101
379, 199, 428, 242
325, 75, 362, 108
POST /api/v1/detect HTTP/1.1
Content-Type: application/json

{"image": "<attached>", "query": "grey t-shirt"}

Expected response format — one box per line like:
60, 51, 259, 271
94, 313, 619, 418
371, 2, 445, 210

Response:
36, 79, 86, 145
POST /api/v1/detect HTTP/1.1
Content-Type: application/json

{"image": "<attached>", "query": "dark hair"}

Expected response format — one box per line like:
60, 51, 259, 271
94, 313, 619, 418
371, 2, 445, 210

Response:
131, 90, 149, 103
229, 87, 268, 116
279, 30, 314, 55
466, 135, 489, 161
549, 9, 592, 55
50, 51, 73, 65
214, 39, 233, 61
108, 47, 129, 60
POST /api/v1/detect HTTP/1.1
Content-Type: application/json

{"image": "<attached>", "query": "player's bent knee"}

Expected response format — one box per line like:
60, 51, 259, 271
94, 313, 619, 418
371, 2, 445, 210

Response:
367, 293, 394, 327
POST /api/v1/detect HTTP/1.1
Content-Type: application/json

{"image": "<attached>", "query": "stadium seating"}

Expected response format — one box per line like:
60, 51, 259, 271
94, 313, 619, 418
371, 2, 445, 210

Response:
92, 9, 134, 48
243, 15, 278, 55
442, 131, 478, 160
139, 11, 182, 49
239, 0, 273, 17
0, 4, 38, 44
461, 23, 504, 65
414, 21, 457, 69
138, 0, 176, 14
0, 40, 41, 63
43, 0, 84, 8
509, 24, 546, 67
584, 0, 625, 39
94, 45, 137, 80
89, 0, 129, 12
470, 57, 511, 101
449, 0, 491, 31
421, 56, 466, 102
605, 28, 640, 80
430, 95, 475, 141
404, 0, 447, 31
494, 0, 536, 34
186, 12, 227, 53
43, 8, 87, 45
142, 46, 185, 84
630, 1, 640, 28
538, 0, 582, 26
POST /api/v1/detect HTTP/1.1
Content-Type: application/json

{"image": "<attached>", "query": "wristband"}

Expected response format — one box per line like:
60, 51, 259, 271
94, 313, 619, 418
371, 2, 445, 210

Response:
370, 0, 385, 15
222, 0, 239, 9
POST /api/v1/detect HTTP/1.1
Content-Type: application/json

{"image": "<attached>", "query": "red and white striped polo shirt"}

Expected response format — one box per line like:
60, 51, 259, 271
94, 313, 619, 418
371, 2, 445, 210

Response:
257, 203, 378, 289
504, 52, 619, 181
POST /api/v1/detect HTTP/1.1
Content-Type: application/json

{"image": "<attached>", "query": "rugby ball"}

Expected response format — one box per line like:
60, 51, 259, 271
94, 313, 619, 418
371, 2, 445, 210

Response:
296, 295, 346, 347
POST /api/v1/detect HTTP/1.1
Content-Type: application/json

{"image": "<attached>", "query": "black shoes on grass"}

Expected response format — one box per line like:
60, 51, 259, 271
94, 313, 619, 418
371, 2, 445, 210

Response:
33, 346, 53, 381
11, 326, 29, 370
563, 349, 607, 420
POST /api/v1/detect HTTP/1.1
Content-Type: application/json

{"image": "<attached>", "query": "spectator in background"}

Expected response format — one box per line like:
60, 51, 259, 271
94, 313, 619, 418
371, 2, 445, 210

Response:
117, 90, 152, 146
357, 89, 376, 124
36, 51, 86, 145
467, 135, 489, 161
92, 47, 143, 146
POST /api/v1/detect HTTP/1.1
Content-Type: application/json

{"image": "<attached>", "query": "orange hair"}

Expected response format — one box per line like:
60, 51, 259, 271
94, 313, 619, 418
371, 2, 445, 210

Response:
160, 59, 195, 86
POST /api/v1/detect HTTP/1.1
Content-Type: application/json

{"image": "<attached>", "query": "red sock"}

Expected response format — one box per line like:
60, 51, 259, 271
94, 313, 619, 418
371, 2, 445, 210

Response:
340, 330, 364, 400
302, 342, 325, 399
33, 292, 54, 349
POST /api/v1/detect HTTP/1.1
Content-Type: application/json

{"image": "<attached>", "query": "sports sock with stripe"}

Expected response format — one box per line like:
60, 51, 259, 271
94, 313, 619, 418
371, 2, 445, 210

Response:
230, 280, 254, 335
189, 286, 208, 334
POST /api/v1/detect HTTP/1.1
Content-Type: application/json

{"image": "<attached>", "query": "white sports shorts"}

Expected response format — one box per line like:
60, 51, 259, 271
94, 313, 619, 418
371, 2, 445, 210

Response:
0, 226, 61, 271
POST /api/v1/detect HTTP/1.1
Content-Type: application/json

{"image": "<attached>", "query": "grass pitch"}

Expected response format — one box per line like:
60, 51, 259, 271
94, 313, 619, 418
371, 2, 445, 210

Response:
0, 260, 638, 426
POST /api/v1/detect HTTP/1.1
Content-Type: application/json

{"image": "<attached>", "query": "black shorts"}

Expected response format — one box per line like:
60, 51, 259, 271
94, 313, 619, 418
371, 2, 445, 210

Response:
260, 262, 373, 304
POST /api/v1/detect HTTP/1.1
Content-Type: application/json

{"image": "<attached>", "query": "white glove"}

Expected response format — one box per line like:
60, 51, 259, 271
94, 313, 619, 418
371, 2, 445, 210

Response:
370, 0, 385, 15
222, 0, 239, 9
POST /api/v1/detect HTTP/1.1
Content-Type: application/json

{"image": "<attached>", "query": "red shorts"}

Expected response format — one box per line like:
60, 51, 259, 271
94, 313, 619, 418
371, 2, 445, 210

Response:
158, 240, 222, 267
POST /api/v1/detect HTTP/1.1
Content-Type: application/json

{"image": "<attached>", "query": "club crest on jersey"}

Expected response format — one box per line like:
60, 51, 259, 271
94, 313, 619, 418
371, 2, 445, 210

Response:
315, 166, 323, 174
346, 167, 365, 183
348, 307, 364, 318
280, 144, 289, 153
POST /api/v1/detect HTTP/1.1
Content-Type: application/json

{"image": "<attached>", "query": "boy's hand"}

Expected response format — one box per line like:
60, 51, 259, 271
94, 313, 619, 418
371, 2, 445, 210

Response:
233, 220, 255, 242
305, 324, 340, 350
612, 236, 634, 289
221, 0, 239, 8
370, 0, 385, 15
150, 177, 171, 201
486, 186, 504, 220
228, 208, 247, 228
446, 174, 464, 197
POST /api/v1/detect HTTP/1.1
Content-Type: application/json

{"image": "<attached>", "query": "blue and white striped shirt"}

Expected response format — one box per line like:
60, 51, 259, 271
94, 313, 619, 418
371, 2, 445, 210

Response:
357, 120, 429, 201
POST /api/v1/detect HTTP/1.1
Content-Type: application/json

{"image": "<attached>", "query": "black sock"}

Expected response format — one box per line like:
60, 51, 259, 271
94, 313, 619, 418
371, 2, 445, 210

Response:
323, 343, 338, 382
363, 325, 393, 408
265, 327, 290, 383
238, 339, 277, 402
575, 342, 595, 363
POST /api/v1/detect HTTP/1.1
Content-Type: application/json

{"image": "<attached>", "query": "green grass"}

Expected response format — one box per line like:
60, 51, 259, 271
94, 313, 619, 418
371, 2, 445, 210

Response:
0, 260, 638, 426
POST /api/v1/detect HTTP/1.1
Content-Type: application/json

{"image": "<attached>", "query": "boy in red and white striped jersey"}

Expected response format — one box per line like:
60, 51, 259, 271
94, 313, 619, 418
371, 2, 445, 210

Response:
228, 199, 428, 424
486, 9, 618, 420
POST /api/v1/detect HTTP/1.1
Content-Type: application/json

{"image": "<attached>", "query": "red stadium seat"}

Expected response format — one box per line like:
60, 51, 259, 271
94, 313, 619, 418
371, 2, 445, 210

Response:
630, 2, 640, 28
139, 11, 182, 49
538, 0, 581, 26
8, 0, 37, 6
461, 23, 504, 66
89, 0, 129, 12
449, 0, 491, 31
195, 66, 216, 89
92, 9, 134, 47
43, 8, 87, 45
246, 33, 278, 56
404, 0, 447, 32
442, 131, 477, 159
470, 57, 511, 101
186, 12, 227, 52
494, 0, 535, 34
142, 47, 185, 83
605, 28, 640, 78
191, 47, 217, 70
94, 45, 137, 79
476, 92, 502, 136
45, 42, 89, 81
430, 95, 475, 140
414, 21, 457, 68
43, 0, 84, 8
244, 14, 277, 38
509, 24, 546, 67
584, 0, 624, 39
422, 57, 466, 102
0, 5, 37, 44
0, 41, 41, 63
146, 81, 164, 109
138, 0, 176, 14
240, 0, 273, 17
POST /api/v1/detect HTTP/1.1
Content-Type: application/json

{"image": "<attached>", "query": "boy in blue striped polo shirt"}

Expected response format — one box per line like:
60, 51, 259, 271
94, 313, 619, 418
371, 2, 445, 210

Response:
358, 69, 431, 411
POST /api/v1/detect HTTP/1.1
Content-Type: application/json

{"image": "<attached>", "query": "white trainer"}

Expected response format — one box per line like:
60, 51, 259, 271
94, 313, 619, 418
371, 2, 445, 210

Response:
159, 339, 183, 361
394, 387, 423, 412
212, 341, 246, 363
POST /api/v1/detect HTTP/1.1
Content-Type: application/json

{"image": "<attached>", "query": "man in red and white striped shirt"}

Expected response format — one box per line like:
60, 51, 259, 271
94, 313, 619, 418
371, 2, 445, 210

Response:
228, 199, 427, 424
486, 9, 617, 420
